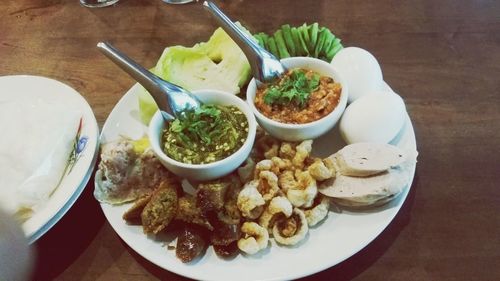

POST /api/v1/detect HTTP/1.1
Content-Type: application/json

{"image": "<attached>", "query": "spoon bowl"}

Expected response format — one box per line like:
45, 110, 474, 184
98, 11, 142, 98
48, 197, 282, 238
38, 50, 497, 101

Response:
203, 1, 286, 85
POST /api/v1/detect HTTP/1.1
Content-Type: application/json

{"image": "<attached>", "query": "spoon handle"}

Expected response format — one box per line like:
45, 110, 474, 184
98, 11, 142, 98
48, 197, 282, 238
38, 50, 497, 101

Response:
203, 1, 284, 84
96, 42, 176, 120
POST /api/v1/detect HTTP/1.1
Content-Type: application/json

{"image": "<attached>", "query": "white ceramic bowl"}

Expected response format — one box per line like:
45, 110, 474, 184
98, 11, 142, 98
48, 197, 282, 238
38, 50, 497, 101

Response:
148, 89, 257, 181
246, 57, 349, 142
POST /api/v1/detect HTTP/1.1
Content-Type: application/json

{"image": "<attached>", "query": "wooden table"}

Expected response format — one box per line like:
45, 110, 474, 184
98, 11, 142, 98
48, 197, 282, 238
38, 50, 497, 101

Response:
1, 0, 499, 280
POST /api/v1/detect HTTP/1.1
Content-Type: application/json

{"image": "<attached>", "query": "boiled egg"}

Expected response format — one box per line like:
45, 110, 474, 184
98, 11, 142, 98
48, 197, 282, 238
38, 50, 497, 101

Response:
339, 91, 406, 144
331, 47, 384, 103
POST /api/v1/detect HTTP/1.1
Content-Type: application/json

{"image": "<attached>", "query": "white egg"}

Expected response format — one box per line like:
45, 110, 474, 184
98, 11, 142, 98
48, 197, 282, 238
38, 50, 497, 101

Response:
331, 47, 384, 103
339, 91, 406, 144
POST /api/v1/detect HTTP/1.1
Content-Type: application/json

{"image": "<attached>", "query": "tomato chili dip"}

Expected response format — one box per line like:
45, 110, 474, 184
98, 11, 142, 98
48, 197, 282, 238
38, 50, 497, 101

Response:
254, 68, 342, 124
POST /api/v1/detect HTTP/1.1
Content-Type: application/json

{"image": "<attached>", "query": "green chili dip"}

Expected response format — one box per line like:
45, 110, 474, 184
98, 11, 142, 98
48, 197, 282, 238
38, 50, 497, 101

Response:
162, 104, 248, 164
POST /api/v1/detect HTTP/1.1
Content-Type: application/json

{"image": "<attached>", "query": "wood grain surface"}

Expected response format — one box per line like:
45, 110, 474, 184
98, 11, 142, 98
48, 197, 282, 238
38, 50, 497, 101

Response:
1, 0, 499, 280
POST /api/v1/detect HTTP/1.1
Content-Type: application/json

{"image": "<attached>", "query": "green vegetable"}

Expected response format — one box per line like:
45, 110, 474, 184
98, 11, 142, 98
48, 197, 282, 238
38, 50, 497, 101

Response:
297, 27, 310, 56
299, 23, 311, 52
252, 23, 343, 62
263, 69, 320, 107
314, 27, 327, 58
290, 27, 305, 56
274, 30, 290, 58
138, 88, 159, 124
138, 25, 252, 124
308, 23, 320, 52
319, 29, 335, 59
326, 38, 343, 61
267, 37, 279, 58
255, 32, 266, 48
162, 104, 248, 164
281, 24, 296, 56
160, 27, 251, 93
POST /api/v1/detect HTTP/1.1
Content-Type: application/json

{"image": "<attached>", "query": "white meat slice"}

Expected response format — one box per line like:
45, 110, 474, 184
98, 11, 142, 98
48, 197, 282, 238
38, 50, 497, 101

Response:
329, 142, 408, 177
318, 166, 410, 207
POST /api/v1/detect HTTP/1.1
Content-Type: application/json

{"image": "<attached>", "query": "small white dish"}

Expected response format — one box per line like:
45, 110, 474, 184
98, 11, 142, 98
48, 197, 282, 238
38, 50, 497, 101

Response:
0, 75, 99, 243
246, 57, 349, 142
148, 89, 257, 181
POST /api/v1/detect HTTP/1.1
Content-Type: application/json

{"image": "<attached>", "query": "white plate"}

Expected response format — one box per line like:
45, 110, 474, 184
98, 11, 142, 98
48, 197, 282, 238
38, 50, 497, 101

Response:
0, 75, 99, 243
99, 82, 416, 281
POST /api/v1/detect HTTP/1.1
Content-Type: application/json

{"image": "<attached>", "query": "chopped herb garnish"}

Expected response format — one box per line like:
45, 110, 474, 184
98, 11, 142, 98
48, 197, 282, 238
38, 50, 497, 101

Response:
162, 104, 248, 164
263, 69, 320, 107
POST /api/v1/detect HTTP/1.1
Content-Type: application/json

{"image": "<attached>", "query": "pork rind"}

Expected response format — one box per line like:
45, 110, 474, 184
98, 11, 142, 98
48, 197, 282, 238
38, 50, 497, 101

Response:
258, 196, 293, 232
308, 158, 336, 181
235, 137, 328, 253
237, 222, 269, 255
303, 195, 330, 227
291, 140, 313, 169
256, 171, 280, 202
237, 180, 265, 219
286, 170, 318, 208
255, 135, 280, 159
272, 208, 309, 246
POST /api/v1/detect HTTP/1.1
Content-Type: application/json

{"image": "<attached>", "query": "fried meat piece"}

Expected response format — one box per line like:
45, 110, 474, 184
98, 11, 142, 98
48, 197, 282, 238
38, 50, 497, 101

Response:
141, 179, 180, 234
197, 174, 243, 226
196, 180, 230, 213
210, 222, 241, 246
176, 224, 209, 263
122, 194, 152, 223
213, 241, 239, 259
175, 195, 213, 231
95, 138, 173, 204
195, 175, 243, 247
217, 175, 242, 225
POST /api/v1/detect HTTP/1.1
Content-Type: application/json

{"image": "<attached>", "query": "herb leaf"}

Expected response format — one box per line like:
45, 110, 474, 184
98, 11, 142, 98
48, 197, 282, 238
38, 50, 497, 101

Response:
263, 69, 320, 107
171, 105, 222, 145
163, 104, 248, 164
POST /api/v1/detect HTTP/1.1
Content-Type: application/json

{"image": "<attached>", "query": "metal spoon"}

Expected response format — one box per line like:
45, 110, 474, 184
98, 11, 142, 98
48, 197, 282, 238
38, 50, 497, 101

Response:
202, 1, 286, 85
96, 42, 202, 121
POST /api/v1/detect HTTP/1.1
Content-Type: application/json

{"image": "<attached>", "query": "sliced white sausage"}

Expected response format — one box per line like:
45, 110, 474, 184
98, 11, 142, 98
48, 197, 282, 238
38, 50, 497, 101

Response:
330, 142, 407, 177
318, 166, 409, 207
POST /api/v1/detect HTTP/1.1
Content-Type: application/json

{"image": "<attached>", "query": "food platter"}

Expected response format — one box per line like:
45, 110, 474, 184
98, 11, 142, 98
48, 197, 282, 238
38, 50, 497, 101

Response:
98, 81, 416, 281
0, 75, 100, 243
